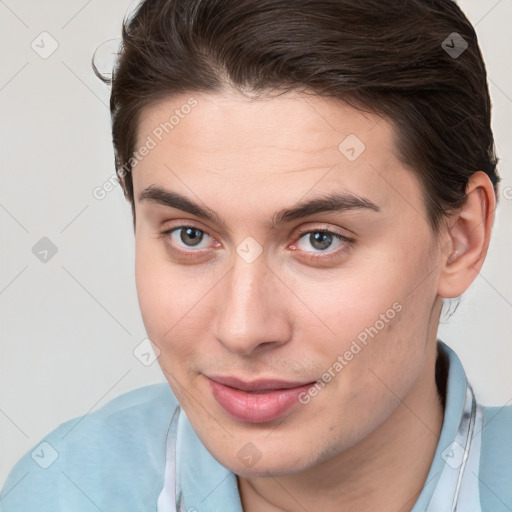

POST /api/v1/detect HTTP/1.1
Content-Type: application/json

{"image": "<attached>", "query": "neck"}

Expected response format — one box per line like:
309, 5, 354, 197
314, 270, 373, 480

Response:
238, 342, 445, 512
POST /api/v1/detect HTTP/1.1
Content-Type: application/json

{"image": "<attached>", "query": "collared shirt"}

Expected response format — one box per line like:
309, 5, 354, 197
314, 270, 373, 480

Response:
1, 341, 511, 511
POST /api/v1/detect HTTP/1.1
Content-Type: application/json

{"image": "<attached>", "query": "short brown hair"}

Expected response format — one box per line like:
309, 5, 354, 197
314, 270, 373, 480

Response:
95, 0, 500, 232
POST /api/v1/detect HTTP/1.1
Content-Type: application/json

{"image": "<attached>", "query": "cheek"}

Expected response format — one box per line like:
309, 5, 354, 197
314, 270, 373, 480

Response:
293, 235, 438, 392
289, 259, 406, 357
134, 235, 216, 362
135, 237, 183, 346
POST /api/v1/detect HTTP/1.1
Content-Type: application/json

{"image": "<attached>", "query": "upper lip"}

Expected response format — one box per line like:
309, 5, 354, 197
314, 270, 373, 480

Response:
207, 375, 314, 392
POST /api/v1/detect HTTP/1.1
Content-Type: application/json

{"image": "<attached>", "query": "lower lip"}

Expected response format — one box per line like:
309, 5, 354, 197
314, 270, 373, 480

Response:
207, 378, 313, 423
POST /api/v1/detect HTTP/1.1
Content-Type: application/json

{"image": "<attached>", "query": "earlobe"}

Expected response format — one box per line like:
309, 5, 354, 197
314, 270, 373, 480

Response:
437, 171, 496, 299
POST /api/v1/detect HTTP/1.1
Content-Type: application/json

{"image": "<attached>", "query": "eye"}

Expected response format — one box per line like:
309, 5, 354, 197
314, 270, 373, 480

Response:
160, 225, 215, 252
291, 228, 353, 259
158, 224, 353, 262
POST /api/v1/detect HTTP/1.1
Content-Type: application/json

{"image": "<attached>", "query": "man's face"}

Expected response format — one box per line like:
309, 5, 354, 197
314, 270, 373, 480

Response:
133, 90, 443, 476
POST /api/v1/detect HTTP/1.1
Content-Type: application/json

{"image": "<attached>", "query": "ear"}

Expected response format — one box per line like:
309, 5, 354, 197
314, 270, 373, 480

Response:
437, 171, 496, 299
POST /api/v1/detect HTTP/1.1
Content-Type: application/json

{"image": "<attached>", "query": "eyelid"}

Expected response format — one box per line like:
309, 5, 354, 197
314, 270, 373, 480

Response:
292, 225, 354, 243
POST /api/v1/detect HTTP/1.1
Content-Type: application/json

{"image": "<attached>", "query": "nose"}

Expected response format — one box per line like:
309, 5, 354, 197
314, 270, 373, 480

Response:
212, 252, 293, 356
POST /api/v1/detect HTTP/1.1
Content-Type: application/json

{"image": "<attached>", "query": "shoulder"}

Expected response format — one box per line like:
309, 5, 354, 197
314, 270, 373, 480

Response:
0, 382, 178, 512
481, 402, 512, 455
479, 403, 512, 511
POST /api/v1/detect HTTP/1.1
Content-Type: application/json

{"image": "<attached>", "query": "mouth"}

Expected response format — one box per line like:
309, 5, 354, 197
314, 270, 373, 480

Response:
205, 375, 316, 423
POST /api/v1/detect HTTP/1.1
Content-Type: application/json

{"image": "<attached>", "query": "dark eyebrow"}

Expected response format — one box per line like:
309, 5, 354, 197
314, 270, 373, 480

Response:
139, 186, 224, 225
138, 185, 380, 228
272, 192, 380, 225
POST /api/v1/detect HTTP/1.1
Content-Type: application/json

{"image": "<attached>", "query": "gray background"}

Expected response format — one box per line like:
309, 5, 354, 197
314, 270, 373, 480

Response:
0, 0, 511, 488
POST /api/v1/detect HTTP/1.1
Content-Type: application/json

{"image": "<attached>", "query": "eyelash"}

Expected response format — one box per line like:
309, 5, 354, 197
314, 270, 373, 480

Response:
157, 224, 354, 261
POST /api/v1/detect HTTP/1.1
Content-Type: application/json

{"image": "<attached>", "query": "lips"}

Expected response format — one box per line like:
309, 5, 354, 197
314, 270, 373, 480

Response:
206, 375, 315, 423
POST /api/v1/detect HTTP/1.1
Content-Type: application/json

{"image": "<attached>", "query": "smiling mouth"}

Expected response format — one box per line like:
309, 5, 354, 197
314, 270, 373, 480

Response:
206, 375, 315, 423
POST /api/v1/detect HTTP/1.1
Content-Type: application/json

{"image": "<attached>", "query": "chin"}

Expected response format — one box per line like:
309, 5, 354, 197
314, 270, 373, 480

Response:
229, 458, 308, 479
209, 442, 316, 479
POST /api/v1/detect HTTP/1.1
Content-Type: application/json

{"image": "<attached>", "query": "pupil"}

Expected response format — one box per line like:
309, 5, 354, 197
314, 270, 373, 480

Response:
310, 232, 332, 251
181, 228, 203, 246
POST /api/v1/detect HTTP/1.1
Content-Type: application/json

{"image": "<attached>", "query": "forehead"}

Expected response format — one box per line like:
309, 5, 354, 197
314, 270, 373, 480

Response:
135, 89, 395, 164
132, 90, 424, 224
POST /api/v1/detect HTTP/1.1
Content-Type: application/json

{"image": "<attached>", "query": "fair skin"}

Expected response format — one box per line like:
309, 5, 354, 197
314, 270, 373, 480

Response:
131, 89, 495, 512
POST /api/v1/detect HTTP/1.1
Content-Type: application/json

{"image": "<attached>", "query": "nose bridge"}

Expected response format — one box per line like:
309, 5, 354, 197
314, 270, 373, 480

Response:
213, 251, 290, 354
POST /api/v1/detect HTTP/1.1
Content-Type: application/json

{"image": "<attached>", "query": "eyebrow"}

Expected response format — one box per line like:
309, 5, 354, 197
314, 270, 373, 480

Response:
138, 185, 380, 228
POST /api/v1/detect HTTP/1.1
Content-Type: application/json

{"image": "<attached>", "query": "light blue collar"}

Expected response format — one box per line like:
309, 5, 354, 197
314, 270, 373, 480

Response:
415, 341, 483, 511
175, 408, 243, 512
